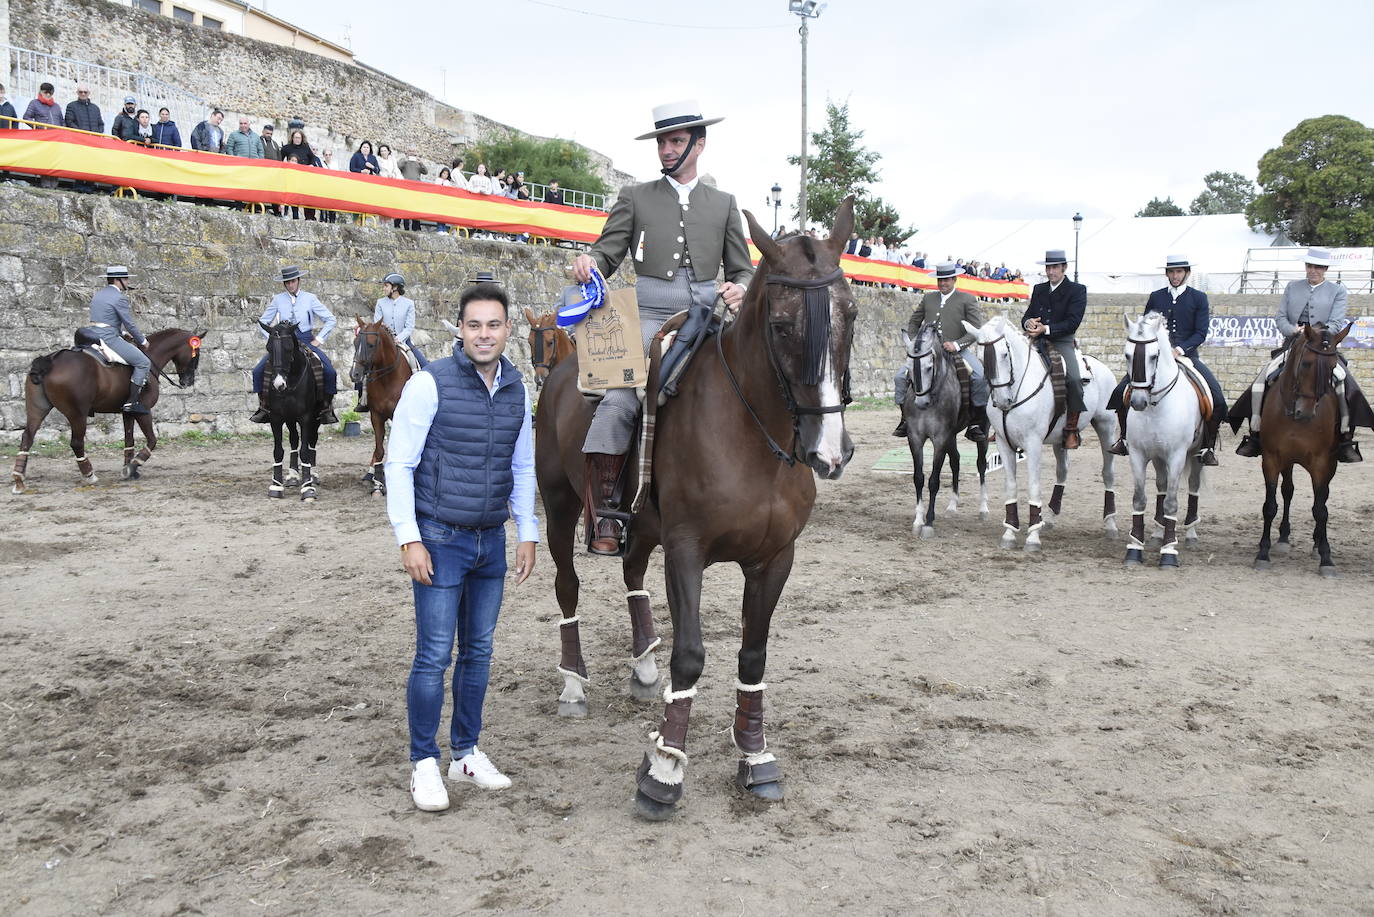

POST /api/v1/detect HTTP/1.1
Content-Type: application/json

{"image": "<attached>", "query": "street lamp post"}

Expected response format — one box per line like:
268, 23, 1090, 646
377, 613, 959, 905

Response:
1072, 212, 1083, 282
789, 1, 825, 229
770, 183, 783, 235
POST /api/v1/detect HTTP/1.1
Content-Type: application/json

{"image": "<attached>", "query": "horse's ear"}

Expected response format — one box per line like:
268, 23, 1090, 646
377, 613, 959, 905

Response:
901, 330, 913, 351
961, 319, 980, 339
1334, 322, 1352, 346
826, 195, 856, 260
194, 329, 208, 340
442, 318, 462, 338
523, 306, 537, 325
744, 209, 784, 267
258, 320, 272, 334
1122, 312, 1132, 332
356, 315, 364, 327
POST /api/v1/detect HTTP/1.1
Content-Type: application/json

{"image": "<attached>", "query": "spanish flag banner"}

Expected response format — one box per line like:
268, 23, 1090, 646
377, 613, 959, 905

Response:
0, 129, 1029, 299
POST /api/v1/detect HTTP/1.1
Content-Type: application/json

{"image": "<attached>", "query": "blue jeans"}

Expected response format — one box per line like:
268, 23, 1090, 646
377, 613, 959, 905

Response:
407, 517, 507, 762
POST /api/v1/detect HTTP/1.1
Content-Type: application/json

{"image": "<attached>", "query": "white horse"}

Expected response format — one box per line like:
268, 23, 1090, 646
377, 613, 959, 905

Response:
963, 315, 1119, 551
1121, 312, 1207, 568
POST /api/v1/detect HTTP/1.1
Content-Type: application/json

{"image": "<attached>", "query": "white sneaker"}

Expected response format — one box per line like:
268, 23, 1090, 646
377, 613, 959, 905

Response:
410, 757, 450, 811
449, 747, 512, 789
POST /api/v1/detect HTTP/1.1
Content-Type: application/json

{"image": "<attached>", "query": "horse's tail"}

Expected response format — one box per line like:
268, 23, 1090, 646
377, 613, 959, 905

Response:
28, 351, 61, 386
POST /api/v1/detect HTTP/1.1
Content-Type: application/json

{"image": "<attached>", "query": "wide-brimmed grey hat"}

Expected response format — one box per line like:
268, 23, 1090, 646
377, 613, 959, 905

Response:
1159, 253, 1192, 270
278, 265, 305, 283
933, 261, 963, 279
634, 100, 724, 141
1035, 249, 1069, 266
383, 272, 404, 286
468, 270, 502, 285
1303, 247, 1333, 267
105, 265, 133, 279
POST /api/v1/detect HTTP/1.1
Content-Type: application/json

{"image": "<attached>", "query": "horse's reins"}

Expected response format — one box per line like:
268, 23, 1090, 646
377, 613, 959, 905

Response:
1286, 334, 1337, 416
1127, 333, 1181, 406
354, 329, 402, 394
906, 341, 941, 398
981, 331, 1053, 451
717, 265, 847, 466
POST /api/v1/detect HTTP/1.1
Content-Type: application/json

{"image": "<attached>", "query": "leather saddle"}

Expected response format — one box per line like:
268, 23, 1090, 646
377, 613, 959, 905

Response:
1175, 356, 1213, 423
73, 327, 129, 367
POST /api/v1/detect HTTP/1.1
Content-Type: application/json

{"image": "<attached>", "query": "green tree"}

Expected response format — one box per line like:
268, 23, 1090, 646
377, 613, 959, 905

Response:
1135, 196, 1185, 217
1188, 170, 1256, 215
1246, 115, 1374, 245
787, 100, 914, 240
466, 134, 608, 197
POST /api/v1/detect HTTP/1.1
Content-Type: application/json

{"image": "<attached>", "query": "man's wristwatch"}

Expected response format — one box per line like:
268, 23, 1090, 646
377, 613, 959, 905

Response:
400, 541, 419, 556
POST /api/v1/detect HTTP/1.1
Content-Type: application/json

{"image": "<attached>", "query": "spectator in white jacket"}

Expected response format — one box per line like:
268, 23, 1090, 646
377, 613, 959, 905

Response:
376, 144, 402, 179
467, 163, 494, 194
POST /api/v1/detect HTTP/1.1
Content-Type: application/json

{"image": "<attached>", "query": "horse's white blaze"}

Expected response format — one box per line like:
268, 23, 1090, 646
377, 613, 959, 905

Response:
813, 361, 845, 469
272, 373, 286, 390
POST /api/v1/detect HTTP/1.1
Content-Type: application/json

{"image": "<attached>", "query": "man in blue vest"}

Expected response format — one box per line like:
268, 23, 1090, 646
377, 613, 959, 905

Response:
250, 266, 338, 424
385, 280, 538, 813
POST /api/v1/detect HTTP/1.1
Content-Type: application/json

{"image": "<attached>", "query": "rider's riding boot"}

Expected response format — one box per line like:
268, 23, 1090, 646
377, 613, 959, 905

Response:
1235, 431, 1263, 457
1108, 402, 1129, 456
584, 452, 628, 555
1336, 431, 1362, 464
965, 405, 989, 442
354, 381, 368, 413
249, 391, 271, 423
1196, 414, 1222, 466
1063, 412, 1082, 450
892, 418, 908, 438
317, 396, 338, 426
121, 380, 151, 415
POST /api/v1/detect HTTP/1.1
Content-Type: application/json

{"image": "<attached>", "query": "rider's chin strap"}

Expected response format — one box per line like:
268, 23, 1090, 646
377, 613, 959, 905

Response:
660, 127, 706, 177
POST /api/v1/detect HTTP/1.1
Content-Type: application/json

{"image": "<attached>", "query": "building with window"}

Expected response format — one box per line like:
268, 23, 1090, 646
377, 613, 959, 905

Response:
129, 0, 353, 64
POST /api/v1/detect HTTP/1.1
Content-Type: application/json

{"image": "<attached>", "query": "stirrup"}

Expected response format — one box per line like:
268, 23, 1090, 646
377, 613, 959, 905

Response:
1235, 433, 1262, 458
1197, 448, 1219, 467
1108, 438, 1129, 456
1337, 439, 1362, 464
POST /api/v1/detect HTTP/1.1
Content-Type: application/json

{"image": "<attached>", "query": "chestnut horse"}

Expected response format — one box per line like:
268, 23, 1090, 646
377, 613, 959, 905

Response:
523, 307, 574, 390
349, 318, 413, 495
1253, 323, 1351, 576
12, 328, 204, 494
535, 197, 857, 819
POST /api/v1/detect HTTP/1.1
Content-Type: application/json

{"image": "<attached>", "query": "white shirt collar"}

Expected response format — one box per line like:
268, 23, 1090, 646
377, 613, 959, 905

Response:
1310, 280, 1326, 291
665, 174, 698, 205
1049, 279, 1062, 292
1169, 282, 1189, 301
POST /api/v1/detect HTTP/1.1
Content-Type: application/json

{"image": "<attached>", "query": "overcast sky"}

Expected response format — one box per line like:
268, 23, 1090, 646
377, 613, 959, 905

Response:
262, 0, 1372, 238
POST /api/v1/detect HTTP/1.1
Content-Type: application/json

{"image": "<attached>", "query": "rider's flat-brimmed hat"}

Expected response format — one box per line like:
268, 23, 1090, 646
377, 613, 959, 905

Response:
1035, 249, 1069, 266
933, 261, 963, 279
468, 270, 502, 285
1159, 253, 1192, 270
634, 100, 724, 140
105, 265, 133, 279
1303, 247, 1334, 267
278, 265, 305, 282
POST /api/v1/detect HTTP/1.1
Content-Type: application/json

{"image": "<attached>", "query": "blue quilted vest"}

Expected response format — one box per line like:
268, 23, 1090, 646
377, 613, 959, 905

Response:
413, 349, 527, 528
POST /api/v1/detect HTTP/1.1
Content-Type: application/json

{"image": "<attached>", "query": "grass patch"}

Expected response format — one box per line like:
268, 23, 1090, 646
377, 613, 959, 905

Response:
13, 428, 271, 458
848, 395, 897, 412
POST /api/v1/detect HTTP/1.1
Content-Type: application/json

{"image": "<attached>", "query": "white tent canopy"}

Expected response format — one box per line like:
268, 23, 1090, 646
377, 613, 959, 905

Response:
911, 214, 1283, 293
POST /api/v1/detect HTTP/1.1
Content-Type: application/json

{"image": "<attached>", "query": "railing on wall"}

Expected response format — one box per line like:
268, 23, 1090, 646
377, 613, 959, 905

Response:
1240, 246, 1374, 294
2, 44, 209, 142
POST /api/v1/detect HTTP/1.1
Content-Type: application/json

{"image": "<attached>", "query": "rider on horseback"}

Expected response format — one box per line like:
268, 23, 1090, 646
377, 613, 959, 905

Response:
86, 266, 152, 415
1233, 247, 1366, 464
891, 261, 989, 441
1108, 254, 1226, 465
1022, 249, 1088, 449
250, 265, 339, 425
356, 271, 427, 411
570, 100, 753, 556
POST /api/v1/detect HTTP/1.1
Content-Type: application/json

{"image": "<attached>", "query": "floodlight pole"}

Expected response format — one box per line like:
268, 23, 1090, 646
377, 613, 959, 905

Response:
790, 1, 824, 230
1072, 212, 1083, 282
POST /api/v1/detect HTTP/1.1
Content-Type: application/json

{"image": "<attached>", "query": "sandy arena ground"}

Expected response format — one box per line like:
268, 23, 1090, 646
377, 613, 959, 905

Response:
2, 409, 1372, 916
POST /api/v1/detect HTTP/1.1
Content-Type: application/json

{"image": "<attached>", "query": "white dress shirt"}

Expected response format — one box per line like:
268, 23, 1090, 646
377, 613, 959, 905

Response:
384, 362, 539, 547
664, 173, 699, 206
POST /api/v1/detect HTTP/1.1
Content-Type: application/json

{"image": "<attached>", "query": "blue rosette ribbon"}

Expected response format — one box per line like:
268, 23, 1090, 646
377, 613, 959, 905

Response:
556, 267, 607, 328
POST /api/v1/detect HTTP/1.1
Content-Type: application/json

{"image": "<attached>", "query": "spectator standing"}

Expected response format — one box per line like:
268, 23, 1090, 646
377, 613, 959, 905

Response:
321, 148, 341, 170
398, 149, 429, 230
224, 118, 263, 158
858, 237, 872, 258
64, 85, 103, 133
23, 83, 63, 128
350, 140, 380, 175
914, 252, 926, 269
134, 110, 153, 146
545, 180, 564, 205
261, 124, 282, 161
0, 83, 18, 129
151, 108, 181, 147
467, 163, 493, 194
433, 166, 457, 233
279, 129, 313, 166
191, 110, 225, 153
111, 96, 140, 141
844, 232, 859, 254
376, 144, 402, 179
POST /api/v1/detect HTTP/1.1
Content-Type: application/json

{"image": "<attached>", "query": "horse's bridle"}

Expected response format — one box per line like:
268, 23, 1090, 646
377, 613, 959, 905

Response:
1286, 333, 1337, 418
906, 334, 941, 398
717, 265, 849, 466
266, 327, 307, 383
529, 326, 559, 381
354, 328, 402, 392
1126, 332, 1180, 406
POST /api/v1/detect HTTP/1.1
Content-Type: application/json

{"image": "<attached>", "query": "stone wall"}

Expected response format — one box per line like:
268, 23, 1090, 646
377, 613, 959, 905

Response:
6, 0, 635, 191
3, 184, 1372, 446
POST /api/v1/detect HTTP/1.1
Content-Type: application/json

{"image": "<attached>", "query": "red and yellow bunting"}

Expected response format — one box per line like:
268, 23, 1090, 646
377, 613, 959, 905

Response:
0, 129, 1029, 299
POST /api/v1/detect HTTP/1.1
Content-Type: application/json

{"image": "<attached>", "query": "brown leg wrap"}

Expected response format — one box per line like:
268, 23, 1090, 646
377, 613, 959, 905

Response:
732, 689, 767, 755
1131, 513, 1146, 544
1103, 490, 1116, 518
136, 446, 152, 464
627, 593, 659, 660
658, 695, 692, 755
76, 457, 94, 478
1049, 484, 1065, 516
1185, 494, 1199, 527
1028, 504, 1043, 528
1161, 516, 1178, 546
558, 619, 588, 680
14, 454, 29, 478
1004, 502, 1020, 530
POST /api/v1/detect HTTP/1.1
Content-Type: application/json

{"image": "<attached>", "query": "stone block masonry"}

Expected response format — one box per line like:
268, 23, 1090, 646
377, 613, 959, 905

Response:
2, 184, 1372, 446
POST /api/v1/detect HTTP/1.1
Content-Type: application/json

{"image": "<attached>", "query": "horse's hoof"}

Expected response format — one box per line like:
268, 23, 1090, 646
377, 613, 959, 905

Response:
628, 674, 661, 702
999, 537, 1016, 550
1318, 566, 1340, 579
1273, 542, 1291, 557
1253, 558, 1272, 571
1123, 549, 1143, 566
1023, 541, 1041, 554
736, 760, 784, 802
268, 489, 283, 499
121, 464, 133, 480
10, 485, 24, 495
634, 754, 681, 821
919, 525, 935, 540
558, 699, 589, 718
82, 475, 98, 485
1104, 524, 1120, 540
1159, 554, 1180, 569
635, 789, 679, 821
370, 489, 384, 499
979, 510, 989, 521
1042, 516, 1056, 531
1184, 533, 1200, 545
302, 495, 316, 504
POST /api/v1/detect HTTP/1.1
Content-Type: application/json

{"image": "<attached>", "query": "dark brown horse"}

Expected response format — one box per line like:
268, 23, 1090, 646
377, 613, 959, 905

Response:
523, 307, 574, 389
12, 328, 204, 494
1254, 323, 1351, 576
535, 197, 857, 819
349, 317, 413, 496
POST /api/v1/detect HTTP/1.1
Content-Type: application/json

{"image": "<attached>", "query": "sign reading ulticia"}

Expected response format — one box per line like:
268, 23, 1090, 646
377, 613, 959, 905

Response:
1207, 315, 1374, 348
